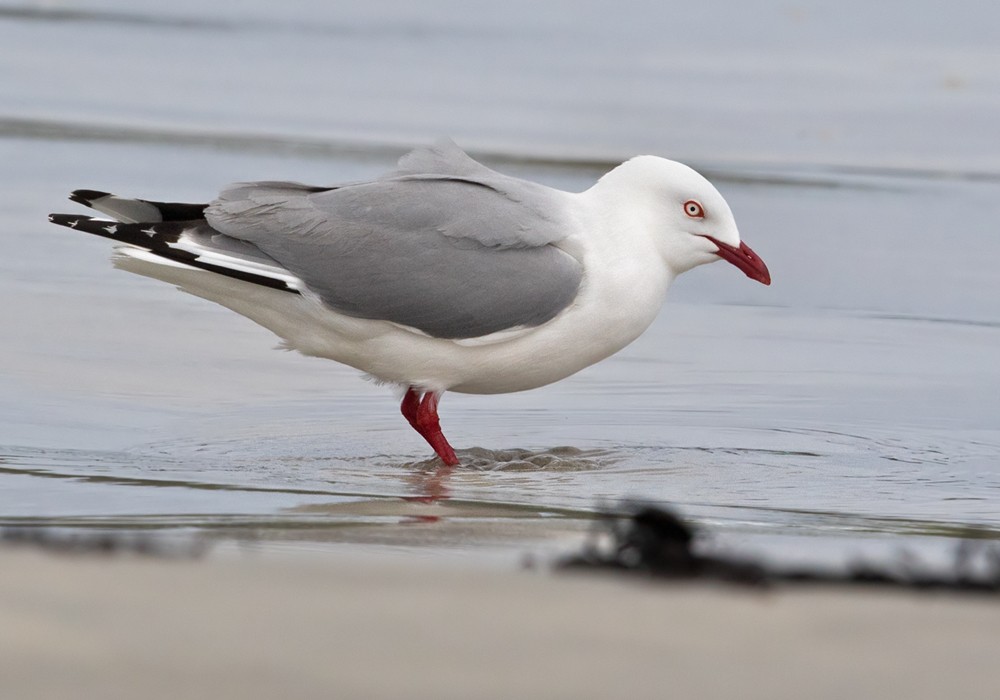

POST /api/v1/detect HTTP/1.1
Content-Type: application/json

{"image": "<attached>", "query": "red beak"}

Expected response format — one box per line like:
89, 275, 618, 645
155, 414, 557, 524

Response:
705, 236, 771, 286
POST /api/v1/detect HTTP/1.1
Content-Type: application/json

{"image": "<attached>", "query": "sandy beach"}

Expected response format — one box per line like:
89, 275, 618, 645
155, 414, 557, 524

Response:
2, 546, 998, 699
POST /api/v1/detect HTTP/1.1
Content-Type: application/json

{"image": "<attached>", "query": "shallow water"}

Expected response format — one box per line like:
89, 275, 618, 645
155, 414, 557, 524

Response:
2, 1, 999, 563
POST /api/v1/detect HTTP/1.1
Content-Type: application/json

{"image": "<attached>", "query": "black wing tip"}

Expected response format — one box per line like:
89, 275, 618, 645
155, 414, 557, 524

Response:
49, 213, 90, 228
48, 213, 300, 294
69, 189, 112, 206
47, 213, 134, 240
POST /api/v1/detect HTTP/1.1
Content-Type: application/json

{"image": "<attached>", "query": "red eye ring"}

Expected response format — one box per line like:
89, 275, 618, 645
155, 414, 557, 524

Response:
684, 200, 705, 219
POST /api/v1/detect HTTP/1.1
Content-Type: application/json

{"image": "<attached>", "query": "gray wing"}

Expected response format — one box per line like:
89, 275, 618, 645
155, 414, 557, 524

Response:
204, 142, 583, 339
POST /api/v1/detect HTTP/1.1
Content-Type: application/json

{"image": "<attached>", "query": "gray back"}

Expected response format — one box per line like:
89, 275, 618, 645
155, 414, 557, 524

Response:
205, 142, 582, 339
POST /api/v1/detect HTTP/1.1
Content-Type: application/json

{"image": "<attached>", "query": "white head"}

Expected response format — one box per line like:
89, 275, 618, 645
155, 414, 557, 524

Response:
595, 156, 770, 285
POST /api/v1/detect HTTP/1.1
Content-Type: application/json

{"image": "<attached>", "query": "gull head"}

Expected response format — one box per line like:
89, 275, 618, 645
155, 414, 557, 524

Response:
596, 156, 771, 285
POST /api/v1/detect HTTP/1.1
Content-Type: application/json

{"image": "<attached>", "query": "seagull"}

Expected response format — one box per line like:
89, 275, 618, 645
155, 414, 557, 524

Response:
49, 139, 770, 466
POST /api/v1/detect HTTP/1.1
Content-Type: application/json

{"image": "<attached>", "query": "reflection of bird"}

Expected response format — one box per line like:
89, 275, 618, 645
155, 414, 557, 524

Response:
50, 140, 770, 466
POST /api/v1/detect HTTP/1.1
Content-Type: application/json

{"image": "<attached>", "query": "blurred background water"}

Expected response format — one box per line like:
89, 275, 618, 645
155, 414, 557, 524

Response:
1, 0, 998, 562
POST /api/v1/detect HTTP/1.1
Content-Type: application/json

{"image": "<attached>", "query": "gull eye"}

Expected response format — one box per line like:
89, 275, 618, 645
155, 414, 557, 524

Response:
684, 200, 705, 219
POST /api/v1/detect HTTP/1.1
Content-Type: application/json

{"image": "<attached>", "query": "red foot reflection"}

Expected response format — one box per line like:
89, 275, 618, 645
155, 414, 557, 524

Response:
401, 462, 455, 522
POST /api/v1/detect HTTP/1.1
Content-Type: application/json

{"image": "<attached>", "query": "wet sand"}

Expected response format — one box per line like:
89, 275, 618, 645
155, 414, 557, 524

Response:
2, 547, 997, 700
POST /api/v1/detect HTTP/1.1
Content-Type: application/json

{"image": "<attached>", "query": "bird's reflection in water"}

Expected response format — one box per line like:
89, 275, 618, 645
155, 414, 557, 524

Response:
279, 447, 615, 532
403, 463, 455, 511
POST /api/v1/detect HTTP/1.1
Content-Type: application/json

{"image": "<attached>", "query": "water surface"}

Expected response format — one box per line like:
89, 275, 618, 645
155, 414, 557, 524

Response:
2, 0, 999, 563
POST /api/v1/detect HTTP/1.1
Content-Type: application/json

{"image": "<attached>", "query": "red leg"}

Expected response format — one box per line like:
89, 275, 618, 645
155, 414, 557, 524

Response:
399, 388, 460, 466
416, 392, 459, 466
401, 387, 421, 428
